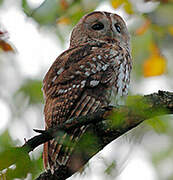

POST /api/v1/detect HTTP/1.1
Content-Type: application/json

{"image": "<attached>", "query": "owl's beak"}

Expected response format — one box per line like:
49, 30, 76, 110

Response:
106, 29, 114, 38
105, 29, 118, 44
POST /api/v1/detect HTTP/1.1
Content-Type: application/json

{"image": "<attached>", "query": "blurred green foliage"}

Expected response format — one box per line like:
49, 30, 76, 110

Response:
0, 131, 43, 179
104, 161, 116, 175
77, 132, 99, 156
0, 0, 173, 179
16, 79, 43, 104
0, 0, 3, 6
22, 0, 99, 25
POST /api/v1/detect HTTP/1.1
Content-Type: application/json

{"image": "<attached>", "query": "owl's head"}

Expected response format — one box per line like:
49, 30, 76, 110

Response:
70, 11, 130, 50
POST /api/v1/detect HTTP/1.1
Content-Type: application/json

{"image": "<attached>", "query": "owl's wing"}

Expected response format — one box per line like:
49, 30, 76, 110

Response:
43, 42, 126, 171
43, 42, 121, 123
43, 43, 98, 98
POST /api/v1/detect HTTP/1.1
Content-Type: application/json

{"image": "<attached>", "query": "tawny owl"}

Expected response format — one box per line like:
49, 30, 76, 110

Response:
43, 11, 132, 173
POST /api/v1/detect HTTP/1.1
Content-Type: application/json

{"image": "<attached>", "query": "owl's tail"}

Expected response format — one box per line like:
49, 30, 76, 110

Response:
44, 125, 87, 174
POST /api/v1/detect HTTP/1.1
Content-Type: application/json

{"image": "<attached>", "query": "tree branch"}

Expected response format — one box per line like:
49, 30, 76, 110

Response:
21, 90, 173, 179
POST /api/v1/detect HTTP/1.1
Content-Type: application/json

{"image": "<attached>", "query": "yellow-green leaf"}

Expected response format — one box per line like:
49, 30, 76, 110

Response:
143, 43, 167, 77
124, 0, 134, 14
110, 0, 124, 9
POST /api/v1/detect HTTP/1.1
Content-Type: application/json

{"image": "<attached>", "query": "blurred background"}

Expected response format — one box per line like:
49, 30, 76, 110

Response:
0, 0, 173, 179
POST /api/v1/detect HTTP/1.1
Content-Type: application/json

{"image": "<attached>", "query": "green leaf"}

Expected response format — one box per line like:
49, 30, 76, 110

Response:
105, 161, 116, 175
6, 149, 31, 179
0, 131, 43, 178
0, 146, 43, 179
22, 0, 33, 16
31, 0, 59, 25
29, 154, 43, 179
147, 116, 169, 133
0, 130, 15, 149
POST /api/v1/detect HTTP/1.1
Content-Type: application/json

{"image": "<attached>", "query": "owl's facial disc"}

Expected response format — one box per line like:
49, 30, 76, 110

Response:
83, 11, 130, 48
70, 11, 130, 50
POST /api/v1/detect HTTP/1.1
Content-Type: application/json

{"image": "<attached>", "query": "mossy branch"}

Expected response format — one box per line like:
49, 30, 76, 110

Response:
6, 90, 173, 180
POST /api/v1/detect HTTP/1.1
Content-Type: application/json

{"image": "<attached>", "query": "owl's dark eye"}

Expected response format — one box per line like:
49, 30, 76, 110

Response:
114, 23, 121, 33
91, 22, 104, 30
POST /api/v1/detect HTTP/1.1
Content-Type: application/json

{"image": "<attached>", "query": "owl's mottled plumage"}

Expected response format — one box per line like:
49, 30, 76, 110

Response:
43, 11, 132, 173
